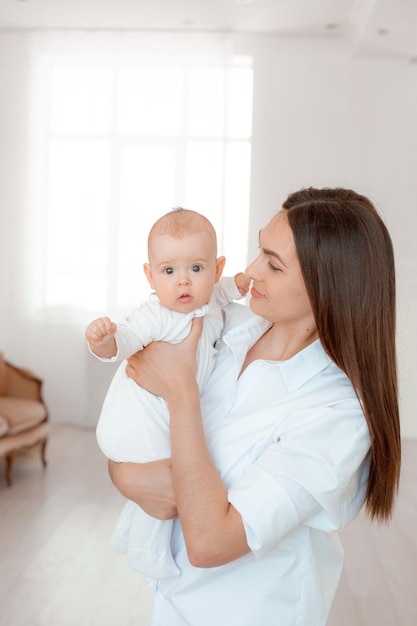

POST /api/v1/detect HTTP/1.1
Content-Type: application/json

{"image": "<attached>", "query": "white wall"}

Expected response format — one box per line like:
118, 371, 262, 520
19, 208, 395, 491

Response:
0, 34, 30, 357
0, 32, 416, 436
239, 35, 417, 439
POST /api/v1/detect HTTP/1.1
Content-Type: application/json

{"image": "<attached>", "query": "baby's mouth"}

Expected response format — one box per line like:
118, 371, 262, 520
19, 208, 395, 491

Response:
178, 293, 193, 303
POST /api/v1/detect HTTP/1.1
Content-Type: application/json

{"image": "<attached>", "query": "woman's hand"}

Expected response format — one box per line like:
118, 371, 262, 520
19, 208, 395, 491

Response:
125, 316, 203, 402
108, 458, 177, 520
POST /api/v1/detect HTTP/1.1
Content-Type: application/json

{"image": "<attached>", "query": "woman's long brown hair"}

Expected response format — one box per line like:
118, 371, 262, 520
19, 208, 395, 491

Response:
283, 187, 401, 521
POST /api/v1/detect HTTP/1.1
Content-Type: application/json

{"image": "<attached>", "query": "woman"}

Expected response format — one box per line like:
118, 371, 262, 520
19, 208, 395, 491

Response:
109, 187, 401, 626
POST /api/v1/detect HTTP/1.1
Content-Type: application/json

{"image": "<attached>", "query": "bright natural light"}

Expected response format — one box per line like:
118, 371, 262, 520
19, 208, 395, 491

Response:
117, 67, 185, 135
38, 55, 253, 315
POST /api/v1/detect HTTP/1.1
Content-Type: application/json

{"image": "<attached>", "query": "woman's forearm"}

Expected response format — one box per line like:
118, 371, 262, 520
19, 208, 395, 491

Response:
167, 382, 249, 567
108, 458, 177, 520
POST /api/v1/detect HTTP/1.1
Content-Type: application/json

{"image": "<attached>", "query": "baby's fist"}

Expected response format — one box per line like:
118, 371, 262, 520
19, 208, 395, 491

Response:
85, 317, 117, 344
234, 272, 251, 296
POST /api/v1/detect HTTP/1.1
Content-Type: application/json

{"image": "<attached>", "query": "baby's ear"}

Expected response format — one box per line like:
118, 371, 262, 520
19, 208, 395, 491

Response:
143, 263, 155, 289
214, 256, 226, 283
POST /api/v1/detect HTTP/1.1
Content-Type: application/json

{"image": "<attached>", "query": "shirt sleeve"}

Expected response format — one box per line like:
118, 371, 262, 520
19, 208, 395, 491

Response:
214, 276, 243, 306
228, 408, 371, 559
94, 301, 195, 362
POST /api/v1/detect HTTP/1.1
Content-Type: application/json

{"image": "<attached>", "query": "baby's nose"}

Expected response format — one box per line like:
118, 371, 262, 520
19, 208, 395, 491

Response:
177, 273, 191, 285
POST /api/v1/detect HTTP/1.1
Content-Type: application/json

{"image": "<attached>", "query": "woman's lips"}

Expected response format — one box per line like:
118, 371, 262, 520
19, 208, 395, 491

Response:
251, 286, 265, 299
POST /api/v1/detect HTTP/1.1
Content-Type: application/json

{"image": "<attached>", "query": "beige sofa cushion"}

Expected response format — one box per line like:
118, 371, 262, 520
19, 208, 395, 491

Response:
0, 415, 9, 437
0, 397, 47, 435
0, 421, 48, 458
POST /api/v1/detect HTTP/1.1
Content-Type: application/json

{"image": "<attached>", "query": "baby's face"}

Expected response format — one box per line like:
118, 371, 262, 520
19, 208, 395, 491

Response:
144, 231, 224, 313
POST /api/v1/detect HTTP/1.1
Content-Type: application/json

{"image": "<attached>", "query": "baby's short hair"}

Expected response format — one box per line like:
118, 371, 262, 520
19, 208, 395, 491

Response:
148, 208, 217, 247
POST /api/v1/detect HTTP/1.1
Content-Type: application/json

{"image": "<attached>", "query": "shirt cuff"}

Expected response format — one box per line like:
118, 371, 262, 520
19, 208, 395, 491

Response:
87, 341, 119, 362
228, 463, 300, 558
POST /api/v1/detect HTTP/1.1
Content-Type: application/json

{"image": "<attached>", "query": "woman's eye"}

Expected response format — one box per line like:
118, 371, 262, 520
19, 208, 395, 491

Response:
268, 261, 281, 272
192, 265, 203, 273
163, 267, 174, 275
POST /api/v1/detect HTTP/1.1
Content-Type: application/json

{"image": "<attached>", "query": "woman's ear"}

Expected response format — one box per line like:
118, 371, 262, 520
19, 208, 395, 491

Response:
143, 263, 155, 290
214, 256, 226, 283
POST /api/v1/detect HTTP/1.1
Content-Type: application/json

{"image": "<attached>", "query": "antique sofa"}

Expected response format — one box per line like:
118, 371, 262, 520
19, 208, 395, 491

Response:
0, 353, 49, 486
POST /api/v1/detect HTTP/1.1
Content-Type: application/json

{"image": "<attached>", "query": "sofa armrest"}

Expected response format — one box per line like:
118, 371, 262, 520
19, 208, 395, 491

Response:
3, 361, 44, 402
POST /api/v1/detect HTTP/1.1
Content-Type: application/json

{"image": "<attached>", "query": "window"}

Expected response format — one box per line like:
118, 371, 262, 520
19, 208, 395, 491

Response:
34, 52, 253, 317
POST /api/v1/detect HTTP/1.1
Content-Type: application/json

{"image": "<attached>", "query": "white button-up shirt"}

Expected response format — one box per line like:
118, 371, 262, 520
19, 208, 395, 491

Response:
150, 304, 371, 626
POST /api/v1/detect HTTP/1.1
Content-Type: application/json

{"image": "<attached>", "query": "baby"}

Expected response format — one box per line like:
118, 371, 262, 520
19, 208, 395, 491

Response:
86, 208, 250, 579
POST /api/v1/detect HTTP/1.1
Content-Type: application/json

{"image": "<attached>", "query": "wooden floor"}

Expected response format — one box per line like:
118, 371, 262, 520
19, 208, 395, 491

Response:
0, 425, 416, 626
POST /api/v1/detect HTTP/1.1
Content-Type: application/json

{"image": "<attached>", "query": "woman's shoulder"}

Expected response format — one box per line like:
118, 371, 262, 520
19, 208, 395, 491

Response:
222, 302, 266, 333
216, 303, 272, 354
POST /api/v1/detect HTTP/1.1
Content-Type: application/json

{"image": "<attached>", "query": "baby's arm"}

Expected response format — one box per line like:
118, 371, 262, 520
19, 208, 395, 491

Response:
85, 317, 118, 359
234, 272, 251, 296
214, 274, 251, 307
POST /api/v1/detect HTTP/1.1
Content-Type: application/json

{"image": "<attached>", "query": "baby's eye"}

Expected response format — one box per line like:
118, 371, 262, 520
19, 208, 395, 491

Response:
163, 267, 174, 275
192, 265, 203, 273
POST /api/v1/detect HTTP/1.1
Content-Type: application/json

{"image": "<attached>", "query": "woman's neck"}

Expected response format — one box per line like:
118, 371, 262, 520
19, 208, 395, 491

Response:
239, 322, 319, 377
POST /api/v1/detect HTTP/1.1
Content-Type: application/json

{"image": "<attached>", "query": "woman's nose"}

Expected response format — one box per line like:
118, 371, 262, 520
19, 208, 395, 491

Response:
245, 254, 262, 280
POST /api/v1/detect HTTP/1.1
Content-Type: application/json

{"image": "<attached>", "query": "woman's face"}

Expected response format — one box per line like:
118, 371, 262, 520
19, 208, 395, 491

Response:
246, 211, 315, 329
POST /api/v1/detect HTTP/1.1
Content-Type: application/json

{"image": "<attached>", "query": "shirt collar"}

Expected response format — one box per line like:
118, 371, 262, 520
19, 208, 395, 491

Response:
278, 339, 333, 392
223, 315, 333, 393
223, 312, 271, 350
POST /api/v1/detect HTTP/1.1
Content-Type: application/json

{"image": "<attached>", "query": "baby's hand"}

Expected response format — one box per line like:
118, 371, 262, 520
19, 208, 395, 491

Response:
234, 272, 251, 296
85, 317, 117, 345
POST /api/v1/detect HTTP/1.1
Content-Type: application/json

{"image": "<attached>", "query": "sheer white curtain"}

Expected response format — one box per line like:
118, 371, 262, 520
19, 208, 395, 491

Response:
16, 31, 253, 425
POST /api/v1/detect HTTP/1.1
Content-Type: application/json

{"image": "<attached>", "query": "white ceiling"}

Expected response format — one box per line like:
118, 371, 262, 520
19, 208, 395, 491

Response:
1, 0, 416, 62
